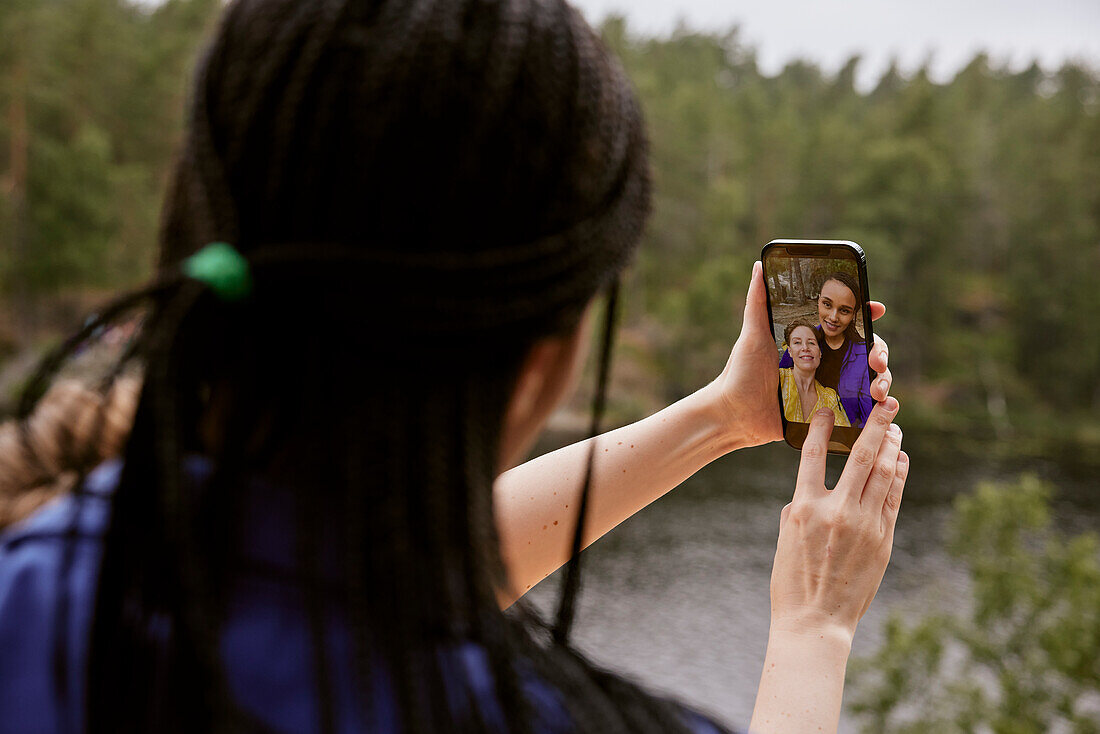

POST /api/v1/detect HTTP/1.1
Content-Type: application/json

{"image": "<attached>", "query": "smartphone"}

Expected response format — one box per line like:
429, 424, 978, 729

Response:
761, 239, 875, 454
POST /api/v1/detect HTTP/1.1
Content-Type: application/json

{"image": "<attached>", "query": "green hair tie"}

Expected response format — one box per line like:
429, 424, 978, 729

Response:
183, 242, 253, 301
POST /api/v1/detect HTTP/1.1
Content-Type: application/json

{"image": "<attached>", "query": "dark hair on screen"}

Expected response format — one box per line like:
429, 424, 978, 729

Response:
18, 0, 733, 732
817, 270, 863, 343
783, 319, 819, 350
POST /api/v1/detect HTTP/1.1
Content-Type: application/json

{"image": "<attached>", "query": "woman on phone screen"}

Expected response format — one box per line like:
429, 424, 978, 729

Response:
779, 271, 873, 427
0, 1, 904, 733
779, 322, 849, 426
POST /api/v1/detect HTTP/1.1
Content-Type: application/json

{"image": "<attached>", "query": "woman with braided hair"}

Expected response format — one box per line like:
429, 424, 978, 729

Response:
0, 0, 905, 733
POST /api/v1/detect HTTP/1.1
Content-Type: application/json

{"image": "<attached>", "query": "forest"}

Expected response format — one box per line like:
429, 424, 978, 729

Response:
2, 0, 1099, 461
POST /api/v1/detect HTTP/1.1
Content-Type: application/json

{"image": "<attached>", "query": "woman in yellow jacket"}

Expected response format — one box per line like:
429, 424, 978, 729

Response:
779, 321, 850, 426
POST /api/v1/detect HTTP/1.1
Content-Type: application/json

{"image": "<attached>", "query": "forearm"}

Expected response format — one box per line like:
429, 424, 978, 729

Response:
493, 382, 742, 606
749, 623, 852, 734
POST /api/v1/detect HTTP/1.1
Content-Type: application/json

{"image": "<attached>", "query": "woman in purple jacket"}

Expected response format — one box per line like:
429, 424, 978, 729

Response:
779, 272, 873, 427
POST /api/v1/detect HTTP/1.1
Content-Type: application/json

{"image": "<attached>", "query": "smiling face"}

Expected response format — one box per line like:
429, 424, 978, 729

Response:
818, 278, 857, 340
788, 324, 821, 375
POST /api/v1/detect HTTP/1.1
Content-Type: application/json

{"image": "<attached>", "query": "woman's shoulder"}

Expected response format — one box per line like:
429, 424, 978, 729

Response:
0, 457, 121, 600
844, 334, 869, 356
778, 368, 795, 393
0, 460, 121, 733
836, 334, 869, 380
812, 381, 845, 406
814, 381, 845, 405
0, 459, 119, 549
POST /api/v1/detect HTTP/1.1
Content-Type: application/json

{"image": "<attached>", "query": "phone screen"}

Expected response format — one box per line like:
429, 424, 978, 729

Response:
761, 240, 874, 453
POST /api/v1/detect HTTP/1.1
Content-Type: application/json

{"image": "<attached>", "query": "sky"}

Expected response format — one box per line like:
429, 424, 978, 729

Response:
568, 0, 1100, 90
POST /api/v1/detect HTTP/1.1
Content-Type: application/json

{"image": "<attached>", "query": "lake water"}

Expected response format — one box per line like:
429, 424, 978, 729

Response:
522, 438, 1099, 733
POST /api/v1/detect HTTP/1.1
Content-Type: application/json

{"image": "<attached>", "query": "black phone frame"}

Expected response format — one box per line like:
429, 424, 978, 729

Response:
761, 239, 875, 455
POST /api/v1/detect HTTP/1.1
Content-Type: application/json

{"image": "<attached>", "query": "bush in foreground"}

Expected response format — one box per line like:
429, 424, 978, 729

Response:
849, 475, 1100, 733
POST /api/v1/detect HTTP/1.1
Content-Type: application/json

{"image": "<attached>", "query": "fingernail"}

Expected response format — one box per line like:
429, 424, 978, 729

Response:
884, 396, 899, 412
888, 424, 901, 437
898, 451, 909, 467
879, 379, 889, 393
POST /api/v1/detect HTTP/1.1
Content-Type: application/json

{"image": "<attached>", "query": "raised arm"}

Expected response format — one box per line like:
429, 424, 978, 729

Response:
493, 261, 892, 607
495, 381, 741, 605
494, 261, 785, 605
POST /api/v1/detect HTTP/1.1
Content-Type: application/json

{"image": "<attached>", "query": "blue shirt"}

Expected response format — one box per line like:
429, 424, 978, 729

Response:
0, 461, 732, 734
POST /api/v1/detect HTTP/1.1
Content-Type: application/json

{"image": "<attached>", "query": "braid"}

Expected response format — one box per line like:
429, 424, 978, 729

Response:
296, 463, 337, 734
146, 284, 237, 732
554, 280, 619, 644
342, 404, 374, 728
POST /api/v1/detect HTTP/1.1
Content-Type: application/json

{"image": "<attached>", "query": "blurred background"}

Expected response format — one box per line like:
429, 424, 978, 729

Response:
0, 0, 1097, 731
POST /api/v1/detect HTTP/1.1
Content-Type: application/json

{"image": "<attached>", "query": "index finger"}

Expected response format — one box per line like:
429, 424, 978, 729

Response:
837, 397, 899, 502
794, 410, 835, 502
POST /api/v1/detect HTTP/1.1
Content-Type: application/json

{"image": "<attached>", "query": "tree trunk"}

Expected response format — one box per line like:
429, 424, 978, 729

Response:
788, 258, 806, 303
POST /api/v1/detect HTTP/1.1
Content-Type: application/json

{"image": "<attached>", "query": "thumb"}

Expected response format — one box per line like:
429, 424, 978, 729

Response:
741, 261, 772, 340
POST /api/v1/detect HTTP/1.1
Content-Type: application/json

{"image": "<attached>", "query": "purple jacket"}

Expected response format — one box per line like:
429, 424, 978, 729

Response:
779, 328, 872, 427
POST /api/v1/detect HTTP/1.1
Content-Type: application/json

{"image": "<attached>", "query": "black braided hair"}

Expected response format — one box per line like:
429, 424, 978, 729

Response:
21, 0, 736, 731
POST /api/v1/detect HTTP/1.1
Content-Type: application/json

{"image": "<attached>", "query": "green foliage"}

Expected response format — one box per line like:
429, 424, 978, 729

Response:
848, 475, 1100, 733
1, 7, 1099, 446
0, 0, 220, 339
602, 21, 1100, 446
25, 123, 116, 289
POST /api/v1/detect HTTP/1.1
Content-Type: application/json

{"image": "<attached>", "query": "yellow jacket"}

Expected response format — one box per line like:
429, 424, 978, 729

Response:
779, 368, 850, 426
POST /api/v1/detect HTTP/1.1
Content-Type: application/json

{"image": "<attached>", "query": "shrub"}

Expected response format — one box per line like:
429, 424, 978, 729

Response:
848, 475, 1100, 733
